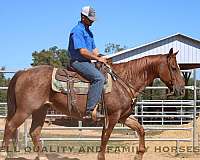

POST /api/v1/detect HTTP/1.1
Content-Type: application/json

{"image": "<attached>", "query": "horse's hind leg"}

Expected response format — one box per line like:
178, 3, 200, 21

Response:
29, 105, 48, 159
122, 115, 145, 160
2, 111, 31, 155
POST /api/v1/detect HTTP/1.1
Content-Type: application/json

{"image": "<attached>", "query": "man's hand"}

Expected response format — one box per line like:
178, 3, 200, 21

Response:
98, 57, 107, 64
80, 48, 107, 63
93, 48, 99, 56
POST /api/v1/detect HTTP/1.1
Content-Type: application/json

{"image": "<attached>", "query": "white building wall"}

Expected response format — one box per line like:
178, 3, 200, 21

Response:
112, 38, 200, 64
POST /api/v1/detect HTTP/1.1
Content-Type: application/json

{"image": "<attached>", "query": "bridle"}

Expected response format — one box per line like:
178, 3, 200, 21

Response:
166, 56, 177, 96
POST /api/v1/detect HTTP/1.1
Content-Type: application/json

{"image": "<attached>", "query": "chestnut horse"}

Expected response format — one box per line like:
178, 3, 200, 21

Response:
2, 48, 185, 160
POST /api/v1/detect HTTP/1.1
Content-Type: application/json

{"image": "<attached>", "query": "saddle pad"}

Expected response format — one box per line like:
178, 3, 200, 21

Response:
52, 68, 112, 94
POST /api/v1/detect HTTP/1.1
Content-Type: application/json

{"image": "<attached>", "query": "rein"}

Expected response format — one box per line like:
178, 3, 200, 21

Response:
112, 70, 135, 98
104, 64, 146, 99
115, 68, 151, 96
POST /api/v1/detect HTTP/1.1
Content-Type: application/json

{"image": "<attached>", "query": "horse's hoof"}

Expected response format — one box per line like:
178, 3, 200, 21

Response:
2, 151, 18, 159
97, 153, 105, 160
36, 155, 48, 160
40, 158, 48, 160
134, 154, 142, 160
0, 151, 7, 158
39, 157, 48, 160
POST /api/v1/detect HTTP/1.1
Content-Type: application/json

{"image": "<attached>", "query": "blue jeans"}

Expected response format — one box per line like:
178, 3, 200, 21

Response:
70, 61, 105, 111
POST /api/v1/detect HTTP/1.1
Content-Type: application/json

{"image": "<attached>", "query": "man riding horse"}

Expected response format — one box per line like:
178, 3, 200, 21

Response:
1, 6, 185, 160
68, 6, 107, 119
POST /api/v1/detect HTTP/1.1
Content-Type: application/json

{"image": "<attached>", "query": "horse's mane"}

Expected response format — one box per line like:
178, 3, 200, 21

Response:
112, 54, 165, 90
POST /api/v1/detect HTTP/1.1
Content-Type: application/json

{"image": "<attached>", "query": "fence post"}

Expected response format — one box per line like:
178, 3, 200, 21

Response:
24, 120, 28, 148
180, 101, 183, 125
78, 121, 82, 138
192, 69, 197, 147
162, 101, 164, 125
141, 102, 144, 125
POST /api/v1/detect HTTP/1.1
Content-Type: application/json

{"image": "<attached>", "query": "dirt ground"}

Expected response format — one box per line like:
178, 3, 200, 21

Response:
2, 146, 200, 160
0, 118, 200, 160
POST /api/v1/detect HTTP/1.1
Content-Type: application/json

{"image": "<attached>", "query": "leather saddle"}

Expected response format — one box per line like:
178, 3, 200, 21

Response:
55, 66, 89, 83
53, 63, 111, 116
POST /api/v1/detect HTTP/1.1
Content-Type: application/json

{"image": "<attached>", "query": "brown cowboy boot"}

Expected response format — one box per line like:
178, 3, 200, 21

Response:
83, 104, 105, 121
83, 111, 93, 119
91, 104, 105, 121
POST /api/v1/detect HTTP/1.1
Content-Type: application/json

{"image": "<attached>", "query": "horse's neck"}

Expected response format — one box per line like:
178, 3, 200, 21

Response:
112, 57, 160, 96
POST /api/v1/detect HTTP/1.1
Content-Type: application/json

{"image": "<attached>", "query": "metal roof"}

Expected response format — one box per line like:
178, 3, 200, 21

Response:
106, 33, 200, 63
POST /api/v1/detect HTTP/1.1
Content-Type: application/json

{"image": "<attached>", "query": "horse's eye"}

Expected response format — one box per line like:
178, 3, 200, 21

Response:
172, 67, 177, 71
170, 61, 177, 70
171, 64, 178, 71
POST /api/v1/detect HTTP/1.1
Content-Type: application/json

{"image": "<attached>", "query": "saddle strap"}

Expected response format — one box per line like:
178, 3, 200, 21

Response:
101, 93, 109, 129
67, 75, 72, 115
61, 80, 81, 116
61, 74, 76, 116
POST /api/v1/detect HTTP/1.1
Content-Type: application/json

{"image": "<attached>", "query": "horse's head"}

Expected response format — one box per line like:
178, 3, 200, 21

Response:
159, 48, 185, 97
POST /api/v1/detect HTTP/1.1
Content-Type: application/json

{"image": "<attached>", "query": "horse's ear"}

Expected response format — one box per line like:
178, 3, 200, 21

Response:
169, 48, 173, 55
173, 50, 179, 56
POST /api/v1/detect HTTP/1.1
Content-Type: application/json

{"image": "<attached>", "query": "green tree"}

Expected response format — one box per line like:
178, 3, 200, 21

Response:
104, 43, 127, 54
31, 46, 69, 68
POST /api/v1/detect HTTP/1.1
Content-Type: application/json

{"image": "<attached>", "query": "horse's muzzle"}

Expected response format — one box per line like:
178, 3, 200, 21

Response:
167, 86, 185, 97
174, 86, 185, 97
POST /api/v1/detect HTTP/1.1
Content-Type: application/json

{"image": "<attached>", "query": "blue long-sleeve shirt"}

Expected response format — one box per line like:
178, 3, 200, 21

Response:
68, 21, 96, 62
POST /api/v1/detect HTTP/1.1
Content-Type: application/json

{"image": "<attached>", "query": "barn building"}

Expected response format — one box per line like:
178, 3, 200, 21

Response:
107, 33, 200, 70
107, 33, 200, 99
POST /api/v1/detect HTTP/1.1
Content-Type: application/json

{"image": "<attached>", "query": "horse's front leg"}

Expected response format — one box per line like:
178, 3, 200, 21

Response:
98, 113, 120, 160
122, 115, 145, 160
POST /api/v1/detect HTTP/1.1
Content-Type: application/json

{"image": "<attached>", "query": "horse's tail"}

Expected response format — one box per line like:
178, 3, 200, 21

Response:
6, 70, 24, 121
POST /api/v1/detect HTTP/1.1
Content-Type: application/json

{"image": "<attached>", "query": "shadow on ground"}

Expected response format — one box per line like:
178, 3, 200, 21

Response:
5, 153, 80, 160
